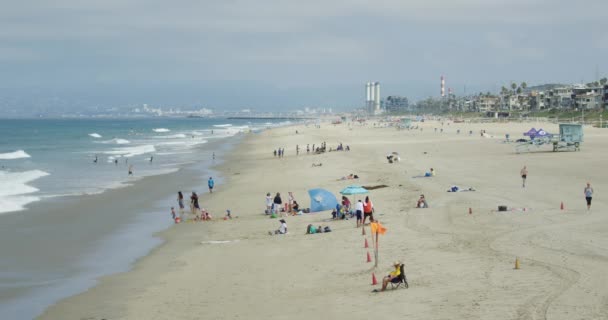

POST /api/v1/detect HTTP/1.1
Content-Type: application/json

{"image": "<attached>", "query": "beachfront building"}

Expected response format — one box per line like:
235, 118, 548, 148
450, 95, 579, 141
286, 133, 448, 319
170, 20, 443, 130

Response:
603, 85, 608, 109
473, 96, 500, 112
528, 91, 547, 111
572, 88, 603, 109
384, 96, 409, 113
546, 86, 574, 109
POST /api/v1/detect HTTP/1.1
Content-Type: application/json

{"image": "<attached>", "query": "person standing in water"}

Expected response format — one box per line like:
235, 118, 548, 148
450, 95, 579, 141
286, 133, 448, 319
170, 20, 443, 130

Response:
177, 191, 185, 213
584, 182, 594, 211
520, 166, 528, 188
128, 165, 133, 176
150, 156, 153, 163
93, 155, 98, 163
208, 177, 215, 193
212, 152, 215, 160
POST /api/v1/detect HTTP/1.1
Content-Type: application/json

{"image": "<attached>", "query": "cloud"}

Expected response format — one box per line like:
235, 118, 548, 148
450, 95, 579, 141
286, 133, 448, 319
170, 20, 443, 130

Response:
0, 0, 606, 110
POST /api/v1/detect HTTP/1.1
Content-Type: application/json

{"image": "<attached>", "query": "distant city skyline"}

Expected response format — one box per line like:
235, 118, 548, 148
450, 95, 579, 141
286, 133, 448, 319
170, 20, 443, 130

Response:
1, 1, 607, 116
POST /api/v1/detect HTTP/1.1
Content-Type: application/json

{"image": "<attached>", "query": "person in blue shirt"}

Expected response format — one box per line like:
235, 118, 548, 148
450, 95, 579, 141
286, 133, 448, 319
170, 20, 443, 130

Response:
208, 177, 215, 193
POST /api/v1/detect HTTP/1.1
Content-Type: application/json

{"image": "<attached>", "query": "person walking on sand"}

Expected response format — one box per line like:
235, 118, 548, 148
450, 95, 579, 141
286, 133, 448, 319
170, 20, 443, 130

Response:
208, 177, 215, 193
520, 166, 528, 188
362, 196, 374, 225
584, 182, 594, 211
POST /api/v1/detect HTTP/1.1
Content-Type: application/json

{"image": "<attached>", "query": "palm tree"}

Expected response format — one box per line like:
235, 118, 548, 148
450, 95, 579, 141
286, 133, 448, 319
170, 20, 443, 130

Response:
600, 77, 607, 86
521, 82, 527, 91
511, 83, 517, 94
501, 86, 508, 95
516, 87, 522, 94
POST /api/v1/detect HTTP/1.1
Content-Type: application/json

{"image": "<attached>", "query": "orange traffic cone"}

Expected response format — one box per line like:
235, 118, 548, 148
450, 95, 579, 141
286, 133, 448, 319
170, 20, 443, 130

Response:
372, 273, 378, 285
362, 226, 366, 236
364, 238, 369, 248
469, 207, 472, 215
367, 251, 372, 263
560, 202, 564, 210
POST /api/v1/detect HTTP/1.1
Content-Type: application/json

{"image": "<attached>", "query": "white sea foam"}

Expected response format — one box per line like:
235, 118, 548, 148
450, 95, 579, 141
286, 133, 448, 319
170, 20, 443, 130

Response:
0, 150, 31, 160
200, 240, 240, 244
154, 134, 187, 139
0, 169, 50, 214
213, 124, 232, 128
153, 128, 170, 132
89, 133, 102, 138
100, 138, 131, 144
103, 145, 156, 158
112, 138, 131, 144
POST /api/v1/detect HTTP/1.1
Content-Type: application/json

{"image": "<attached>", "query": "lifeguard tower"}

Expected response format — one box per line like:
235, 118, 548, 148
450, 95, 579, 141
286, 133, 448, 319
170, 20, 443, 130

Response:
399, 118, 412, 129
552, 123, 583, 151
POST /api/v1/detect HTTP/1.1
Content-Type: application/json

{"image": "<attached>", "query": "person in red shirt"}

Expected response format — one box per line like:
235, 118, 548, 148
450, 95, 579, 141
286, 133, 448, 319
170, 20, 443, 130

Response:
362, 196, 374, 225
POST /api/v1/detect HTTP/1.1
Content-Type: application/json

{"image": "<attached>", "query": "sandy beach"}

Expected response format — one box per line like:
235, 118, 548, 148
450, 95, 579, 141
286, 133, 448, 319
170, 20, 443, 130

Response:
39, 120, 608, 320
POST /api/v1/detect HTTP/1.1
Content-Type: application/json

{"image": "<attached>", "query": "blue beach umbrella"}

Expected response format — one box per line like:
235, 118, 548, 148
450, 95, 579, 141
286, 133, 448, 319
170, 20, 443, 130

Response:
339, 185, 369, 195
308, 188, 339, 212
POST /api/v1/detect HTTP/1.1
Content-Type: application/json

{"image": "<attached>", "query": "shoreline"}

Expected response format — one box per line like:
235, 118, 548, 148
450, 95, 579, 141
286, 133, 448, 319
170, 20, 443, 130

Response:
39, 121, 608, 320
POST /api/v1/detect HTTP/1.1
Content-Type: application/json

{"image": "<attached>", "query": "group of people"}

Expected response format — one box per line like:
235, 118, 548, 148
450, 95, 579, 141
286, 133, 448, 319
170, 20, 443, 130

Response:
331, 196, 374, 228
173, 178, 216, 223
266, 192, 300, 216
273, 148, 285, 158
306, 224, 331, 234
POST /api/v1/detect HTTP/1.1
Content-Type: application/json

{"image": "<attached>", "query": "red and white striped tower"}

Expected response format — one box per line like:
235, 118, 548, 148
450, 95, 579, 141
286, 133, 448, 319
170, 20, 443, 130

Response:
441, 75, 445, 97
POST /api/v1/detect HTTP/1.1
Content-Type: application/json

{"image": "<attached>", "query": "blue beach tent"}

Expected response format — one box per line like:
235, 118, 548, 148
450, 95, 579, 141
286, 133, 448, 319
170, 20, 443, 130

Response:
308, 189, 339, 212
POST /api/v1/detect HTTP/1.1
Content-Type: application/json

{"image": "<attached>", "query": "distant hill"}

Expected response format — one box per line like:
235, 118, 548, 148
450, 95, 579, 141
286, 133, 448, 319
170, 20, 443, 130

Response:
525, 83, 568, 92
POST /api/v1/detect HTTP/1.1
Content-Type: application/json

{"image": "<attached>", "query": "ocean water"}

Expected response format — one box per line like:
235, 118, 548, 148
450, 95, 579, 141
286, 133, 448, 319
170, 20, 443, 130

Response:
0, 118, 291, 319
0, 118, 282, 214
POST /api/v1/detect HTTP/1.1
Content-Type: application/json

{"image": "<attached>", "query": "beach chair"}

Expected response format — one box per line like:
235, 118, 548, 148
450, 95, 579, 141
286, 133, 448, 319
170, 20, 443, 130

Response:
390, 264, 408, 289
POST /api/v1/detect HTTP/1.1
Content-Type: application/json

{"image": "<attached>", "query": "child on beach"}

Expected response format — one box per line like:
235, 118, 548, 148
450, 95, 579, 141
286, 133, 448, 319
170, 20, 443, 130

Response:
208, 177, 215, 193
520, 166, 528, 188
171, 207, 176, 219
270, 219, 287, 235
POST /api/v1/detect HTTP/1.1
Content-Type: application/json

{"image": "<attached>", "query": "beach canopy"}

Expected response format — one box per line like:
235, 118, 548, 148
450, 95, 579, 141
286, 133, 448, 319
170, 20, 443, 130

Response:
523, 128, 538, 136
535, 128, 552, 137
308, 188, 339, 212
340, 185, 369, 195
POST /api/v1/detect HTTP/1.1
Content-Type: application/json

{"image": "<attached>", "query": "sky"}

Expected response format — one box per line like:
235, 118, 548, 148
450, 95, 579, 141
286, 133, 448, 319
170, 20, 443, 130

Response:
1, 0, 607, 114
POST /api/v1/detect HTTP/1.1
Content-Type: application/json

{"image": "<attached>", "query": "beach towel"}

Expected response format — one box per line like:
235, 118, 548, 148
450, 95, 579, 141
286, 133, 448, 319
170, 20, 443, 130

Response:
447, 186, 476, 192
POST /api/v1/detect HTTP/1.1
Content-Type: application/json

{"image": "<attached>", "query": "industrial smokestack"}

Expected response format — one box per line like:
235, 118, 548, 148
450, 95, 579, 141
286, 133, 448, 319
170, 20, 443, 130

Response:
441, 75, 445, 97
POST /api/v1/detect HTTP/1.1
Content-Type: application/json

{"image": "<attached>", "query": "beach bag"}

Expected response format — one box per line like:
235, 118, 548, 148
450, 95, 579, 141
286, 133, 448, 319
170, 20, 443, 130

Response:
324, 226, 332, 233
